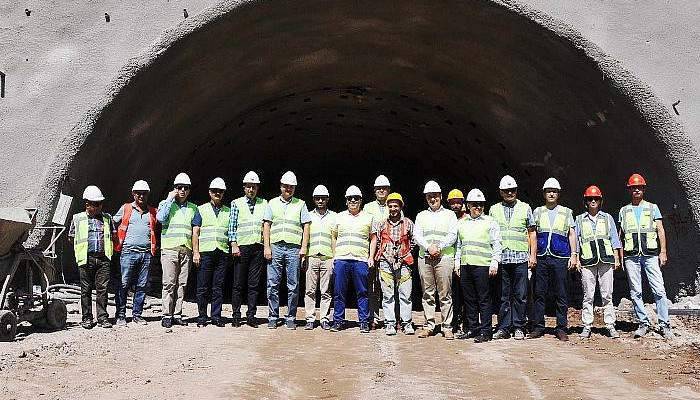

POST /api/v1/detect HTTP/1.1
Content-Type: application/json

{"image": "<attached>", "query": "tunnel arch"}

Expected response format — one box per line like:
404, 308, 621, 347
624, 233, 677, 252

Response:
37, 0, 700, 297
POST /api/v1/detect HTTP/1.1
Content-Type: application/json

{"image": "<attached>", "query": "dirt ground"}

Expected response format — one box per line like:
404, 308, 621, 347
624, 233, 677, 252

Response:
1, 301, 699, 400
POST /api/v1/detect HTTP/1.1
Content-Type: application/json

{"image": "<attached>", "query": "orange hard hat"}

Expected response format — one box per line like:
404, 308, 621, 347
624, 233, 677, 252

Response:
583, 185, 603, 198
627, 173, 647, 187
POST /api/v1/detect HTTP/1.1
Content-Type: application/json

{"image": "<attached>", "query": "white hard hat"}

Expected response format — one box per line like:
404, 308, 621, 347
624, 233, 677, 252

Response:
173, 172, 192, 185
542, 177, 562, 190
374, 175, 390, 187
82, 185, 105, 202
132, 180, 150, 192
209, 177, 227, 190
280, 171, 298, 186
499, 175, 517, 190
312, 185, 330, 197
242, 171, 260, 184
466, 188, 486, 202
423, 180, 441, 194
345, 185, 362, 197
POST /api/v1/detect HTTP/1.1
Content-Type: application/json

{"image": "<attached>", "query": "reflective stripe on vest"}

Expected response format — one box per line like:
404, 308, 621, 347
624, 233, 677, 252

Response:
620, 201, 659, 257
308, 210, 337, 259
234, 197, 266, 246
161, 202, 197, 250
457, 217, 492, 266
534, 206, 572, 258
576, 213, 614, 266
335, 211, 373, 259
198, 203, 230, 252
73, 212, 113, 266
489, 201, 530, 252
415, 209, 456, 258
269, 197, 305, 245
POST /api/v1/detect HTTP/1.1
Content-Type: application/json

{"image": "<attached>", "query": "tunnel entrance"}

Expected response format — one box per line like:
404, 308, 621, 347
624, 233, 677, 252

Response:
53, 0, 698, 298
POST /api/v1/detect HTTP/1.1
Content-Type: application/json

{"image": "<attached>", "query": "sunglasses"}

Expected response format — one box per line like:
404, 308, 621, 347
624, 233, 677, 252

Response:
585, 197, 601, 202
346, 196, 362, 202
86, 201, 102, 207
175, 185, 190, 191
470, 203, 485, 208
501, 189, 517, 194
133, 191, 148, 196
629, 186, 645, 191
210, 189, 224, 194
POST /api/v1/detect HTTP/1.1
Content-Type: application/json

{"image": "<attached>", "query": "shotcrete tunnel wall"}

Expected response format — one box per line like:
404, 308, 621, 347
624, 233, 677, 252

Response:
25, 0, 700, 298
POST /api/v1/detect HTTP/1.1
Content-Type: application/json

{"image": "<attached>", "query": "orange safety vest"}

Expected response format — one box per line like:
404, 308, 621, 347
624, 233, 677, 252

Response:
375, 217, 414, 266
115, 203, 158, 255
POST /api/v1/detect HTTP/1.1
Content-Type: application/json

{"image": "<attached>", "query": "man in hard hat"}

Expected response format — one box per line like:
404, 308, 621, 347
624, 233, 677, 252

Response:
331, 185, 377, 333
228, 171, 267, 328
455, 189, 502, 343
263, 171, 311, 330
156, 172, 201, 328
618, 173, 672, 339
68, 185, 117, 329
363, 174, 391, 329
375, 192, 415, 336
414, 180, 458, 339
304, 185, 336, 330
447, 188, 467, 336
529, 177, 577, 341
489, 175, 536, 341
575, 185, 622, 339
113, 180, 157, 327
194, 178, 231, 327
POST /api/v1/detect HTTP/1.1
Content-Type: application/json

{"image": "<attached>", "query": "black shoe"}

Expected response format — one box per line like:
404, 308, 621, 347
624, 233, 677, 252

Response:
528, 328, 545, 339
97, 319, 112, 329
474, 334, 492, 343
231, 317, 241, 328
172, 318, 188, 326
196, 319, 208, 327
161, 318, 173, 328
81, 319, 95, 329
457, 330, 478, 340
555, 329, 569, 342
212, 320, 226, 328
246, 319, 258, 328
330, 321, 345, 332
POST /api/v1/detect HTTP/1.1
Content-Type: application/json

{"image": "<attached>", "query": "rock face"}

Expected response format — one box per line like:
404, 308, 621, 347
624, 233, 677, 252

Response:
0, 1, 698, 296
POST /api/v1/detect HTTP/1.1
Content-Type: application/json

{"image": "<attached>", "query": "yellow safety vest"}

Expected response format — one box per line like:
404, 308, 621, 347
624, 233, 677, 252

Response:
73, 212, 113, 266
576, 212, 614, 266
308, 209, 337, 259
619, 201, 659, 256
234, 197, 266, 246
415, 208, 456, 258
198, 203, 230, 252
363, 201, 389, 222
161, 201, 198, 250
335, 211, 373, 259
268, 197, 305, 245
457, 216, 494, 266
489, 201, 530, 252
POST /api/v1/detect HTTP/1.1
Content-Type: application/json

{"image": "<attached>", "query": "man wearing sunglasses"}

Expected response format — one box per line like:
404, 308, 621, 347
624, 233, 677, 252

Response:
575, 185, 621, 339
68, 185, 117, 329
530, 178, 577, 341
263, 171, 311, 330
455, 189, 502, 343
489, 175, 536, 341
156, 172, 201, 328
113, 180, 157, 327
229, 171, 267, 328
331, 185, 377, 333
194, 178, 231, 327
618, 173, 672, 339
414, 180, 458, 340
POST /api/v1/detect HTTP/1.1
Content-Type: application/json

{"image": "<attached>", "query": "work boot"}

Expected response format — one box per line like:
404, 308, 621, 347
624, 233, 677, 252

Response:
403, 323, 415, 335
661, 326, 674, 340
633, 325, 648, 338
359, 322, 370, 333
321, 320, 331, 331
81, 319, 95, 329
132, 316, 148, 325
513, 329, 525, 340
606, 325, 620, 339
97, 319, 112, 329
161, 317, 172, 328
417, 328, 432, 338
115, 317, 127, 327
555, 329, 569, 341
528, 328, 545, 339
171, 317, 188, 326
579, 326, 592, 339
285, 320, 296, 330
304, 321, 314, 330
443, 330, 455, 340
385, 325, 397, 336
493, 329, 511, 340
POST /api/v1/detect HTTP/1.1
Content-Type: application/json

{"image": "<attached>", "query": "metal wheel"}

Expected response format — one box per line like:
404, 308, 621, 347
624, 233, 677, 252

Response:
0, 310, 17, 342
45, 299, 67, 330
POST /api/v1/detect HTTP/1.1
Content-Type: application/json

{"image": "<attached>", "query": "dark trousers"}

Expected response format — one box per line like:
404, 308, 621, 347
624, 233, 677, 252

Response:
79, 254, 110, 322
533, 255, 568, 331
451, 271, 465, 332
461, 264, 492, 336
333, 259, 370, 324
232, 243, 264, 319
197, 248, 230, 321
497, 262, 528, 331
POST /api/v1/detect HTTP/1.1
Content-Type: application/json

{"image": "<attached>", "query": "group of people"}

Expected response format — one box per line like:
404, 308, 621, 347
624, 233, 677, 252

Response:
68, 170, 673, 342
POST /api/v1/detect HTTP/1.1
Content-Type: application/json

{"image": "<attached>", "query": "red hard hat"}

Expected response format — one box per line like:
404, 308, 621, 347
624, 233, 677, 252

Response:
627, 173, 647, 187
583, 185, 603, 197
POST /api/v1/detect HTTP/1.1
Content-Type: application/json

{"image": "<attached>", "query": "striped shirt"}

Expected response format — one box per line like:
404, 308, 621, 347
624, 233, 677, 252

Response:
227, 196, 258, 243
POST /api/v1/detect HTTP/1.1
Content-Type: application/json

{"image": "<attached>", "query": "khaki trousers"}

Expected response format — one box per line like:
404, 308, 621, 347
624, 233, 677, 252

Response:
418, 256, 453, 329
581, 262, 615, 327
161, 247, 192, 318
304, 257, 333, 322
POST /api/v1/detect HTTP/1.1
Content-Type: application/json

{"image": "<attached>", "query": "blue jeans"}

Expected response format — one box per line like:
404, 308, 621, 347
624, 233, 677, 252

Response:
533, 256, 568, 331
333, 259, 370, 324
624, 255, 670, 327
117, 250, 151, 318
197, 249, 230, 321
267, 242, 301, 322
497, 262, 528, 331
